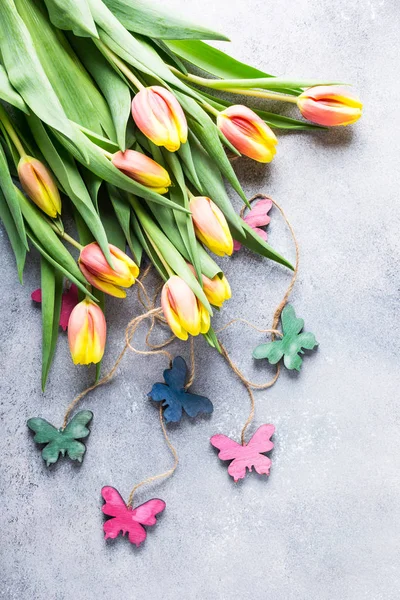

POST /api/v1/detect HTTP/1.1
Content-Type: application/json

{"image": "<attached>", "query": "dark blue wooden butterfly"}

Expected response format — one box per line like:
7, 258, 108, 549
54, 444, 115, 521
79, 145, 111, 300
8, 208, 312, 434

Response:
148, 356, 213, 423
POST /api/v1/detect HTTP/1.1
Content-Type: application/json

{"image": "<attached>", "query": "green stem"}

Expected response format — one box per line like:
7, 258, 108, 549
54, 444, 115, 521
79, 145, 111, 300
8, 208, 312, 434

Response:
217, 87, 299, 103
96, 40, 145, 90
0, 104, 27, 157
201, 100, 220, 117
49, 221, 83, 251
129, 195, 174, 278
169, 66, 300, 103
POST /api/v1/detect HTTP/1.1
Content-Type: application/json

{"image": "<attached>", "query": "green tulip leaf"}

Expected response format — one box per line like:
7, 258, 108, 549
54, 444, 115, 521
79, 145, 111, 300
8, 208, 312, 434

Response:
0, 64, 28, 112
253, 304, 318, 371
43, 0, 98, 37
103, 0, 229, 40
107, 185, 142, 264
0, 142, 27, 248
14, 0, 116, 141
68, 36, 131, 151
40, 257, 63, 391
0, 188, 26, 283
0, 0, 78, 147
27, 410, 93, 466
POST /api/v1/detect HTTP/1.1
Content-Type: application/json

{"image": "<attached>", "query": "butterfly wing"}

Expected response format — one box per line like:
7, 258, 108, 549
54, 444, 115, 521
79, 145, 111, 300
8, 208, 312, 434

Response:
181, 391, 213, 419
244, 198, 272, 228
210, 434, 243, 460
132, 499, 166, 526
149, 383, 183, 423
130, 499, 166, 546
253, 339, 284, 364
27, 418, 64, 465
27, 418, 59, 444
102, 486, 137, 542
163, 356, 187, 390
101, 486, 127, 517
247, 424, 275, 453
281, 304, 304, 336
63, 410, 93, 439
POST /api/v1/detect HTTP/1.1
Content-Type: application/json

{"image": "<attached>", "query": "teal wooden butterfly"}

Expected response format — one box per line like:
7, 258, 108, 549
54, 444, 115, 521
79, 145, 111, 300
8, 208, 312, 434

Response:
27, 410, 93, 466
253, 304, 318, 371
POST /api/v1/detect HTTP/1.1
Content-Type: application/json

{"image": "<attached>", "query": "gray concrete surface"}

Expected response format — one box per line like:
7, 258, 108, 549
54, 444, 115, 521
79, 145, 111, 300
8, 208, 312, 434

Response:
1, 1, 400, 598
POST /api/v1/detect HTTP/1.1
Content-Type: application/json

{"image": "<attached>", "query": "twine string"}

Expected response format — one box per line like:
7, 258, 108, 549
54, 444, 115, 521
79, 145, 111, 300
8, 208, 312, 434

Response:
126, 404, 179, 508
61, 192, 298, 497
216, 194, 299, 443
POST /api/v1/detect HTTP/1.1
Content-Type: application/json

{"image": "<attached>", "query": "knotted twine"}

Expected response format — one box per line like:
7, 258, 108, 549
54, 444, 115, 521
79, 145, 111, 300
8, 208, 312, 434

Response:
60, 194, 298, 506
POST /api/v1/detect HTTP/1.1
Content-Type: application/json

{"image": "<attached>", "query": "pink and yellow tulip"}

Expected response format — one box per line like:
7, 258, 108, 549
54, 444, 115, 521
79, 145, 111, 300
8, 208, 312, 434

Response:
131, 86, 188, 152
112, 150, 171, 194
17, 156, 61, 218
217, 105, 277, 163
79, 242, 139, 298
161, 276, 210, 340
190, 196, 233, 257
68, 298, 106, 365
297, 85, 363, 127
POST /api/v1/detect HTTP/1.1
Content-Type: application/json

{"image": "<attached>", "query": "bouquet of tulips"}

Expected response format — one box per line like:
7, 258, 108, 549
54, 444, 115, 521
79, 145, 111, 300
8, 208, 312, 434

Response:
0, 0, 362, 389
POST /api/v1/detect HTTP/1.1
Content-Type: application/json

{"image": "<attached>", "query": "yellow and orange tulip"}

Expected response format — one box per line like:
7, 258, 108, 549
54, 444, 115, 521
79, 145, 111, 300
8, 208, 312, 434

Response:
217, 105, 277, 163
112, 150, 171, 194
190, 196, 233, 257
17, 156, 61, 218
161, 276, 210, 340
297, 85, 363, 126
79, 242, 139, 298
131, 86, 187, 152
188, 265, 231, 308
68, 298, 106, 365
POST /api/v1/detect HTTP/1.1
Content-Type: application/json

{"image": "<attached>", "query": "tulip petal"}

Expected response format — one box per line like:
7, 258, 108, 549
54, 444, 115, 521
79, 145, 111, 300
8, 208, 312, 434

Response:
79, 262, 127, 299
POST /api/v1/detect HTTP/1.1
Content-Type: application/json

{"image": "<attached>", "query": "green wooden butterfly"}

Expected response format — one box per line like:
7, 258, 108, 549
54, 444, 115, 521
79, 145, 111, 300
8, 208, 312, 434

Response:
253, 304, 318, 371
27, 410, 93, 466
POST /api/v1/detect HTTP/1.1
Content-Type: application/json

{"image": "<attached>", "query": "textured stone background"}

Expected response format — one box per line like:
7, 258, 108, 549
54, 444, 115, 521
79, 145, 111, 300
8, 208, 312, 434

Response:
1, 1, 400, 599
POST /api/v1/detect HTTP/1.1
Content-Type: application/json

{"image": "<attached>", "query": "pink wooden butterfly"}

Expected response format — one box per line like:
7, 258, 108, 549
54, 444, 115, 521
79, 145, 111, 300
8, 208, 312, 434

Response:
101, 486, 166, 547
210, 424, 275, 482
233, 198, 273, 252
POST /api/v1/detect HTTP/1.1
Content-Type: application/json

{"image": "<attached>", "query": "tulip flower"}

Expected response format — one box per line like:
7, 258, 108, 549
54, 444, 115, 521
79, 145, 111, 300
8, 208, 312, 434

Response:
131, 86, 188, 152
161, 276, 210, 340
190, 196, 233, 257
297, 85, 363, 126
79, 242, 139, 298
17, 156, 61, 218
217, 105, 277, 163
68, 298, 106, 365
187, 265, 231, 308
112, 150, 171, 194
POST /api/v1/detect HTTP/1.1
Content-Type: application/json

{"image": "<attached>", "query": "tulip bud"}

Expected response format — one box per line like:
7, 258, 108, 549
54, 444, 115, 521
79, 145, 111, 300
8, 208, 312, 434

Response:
131, 86, 188, 152
217, 105, 277, 163
17, 156, 61, 218
297, 86, 363, 127
112, 150, 172, 194
190, 196, 233, 257
161, 276, 210, 340
187, 265, 231, 308
79, 242, 139, 298
68, 299, 106, 365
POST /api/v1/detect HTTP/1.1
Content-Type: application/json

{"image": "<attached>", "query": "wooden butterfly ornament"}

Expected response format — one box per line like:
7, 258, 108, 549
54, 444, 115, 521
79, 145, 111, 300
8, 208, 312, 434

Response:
27, 410, 93, 466
101, 487, 166, 547
210, 424, 275, 482
148, 356, 213, 423
253, 304, 318, 371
